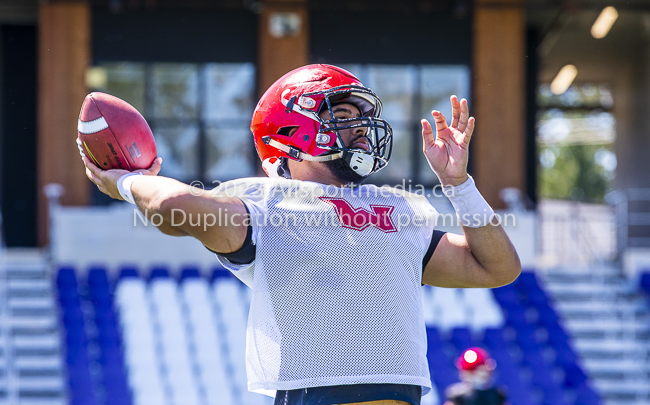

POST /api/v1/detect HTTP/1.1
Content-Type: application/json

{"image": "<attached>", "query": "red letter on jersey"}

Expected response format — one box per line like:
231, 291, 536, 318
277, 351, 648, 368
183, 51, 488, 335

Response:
319, 197, 397, 233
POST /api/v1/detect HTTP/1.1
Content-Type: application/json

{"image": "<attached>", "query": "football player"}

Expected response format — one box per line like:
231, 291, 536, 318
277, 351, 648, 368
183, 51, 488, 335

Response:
82, 64, 520, 405
445, 348, 508, 405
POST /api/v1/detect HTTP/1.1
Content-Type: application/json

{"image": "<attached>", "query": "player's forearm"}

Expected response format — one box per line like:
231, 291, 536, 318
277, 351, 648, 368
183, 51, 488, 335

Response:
130, 176, 194, 236
462, 221, 521, 287
128, 176, 248, 253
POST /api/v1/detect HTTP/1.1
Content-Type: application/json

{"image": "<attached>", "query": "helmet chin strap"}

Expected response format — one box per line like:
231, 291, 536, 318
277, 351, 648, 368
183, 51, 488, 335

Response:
344, 151, 375, 177
262, 136, 375, 177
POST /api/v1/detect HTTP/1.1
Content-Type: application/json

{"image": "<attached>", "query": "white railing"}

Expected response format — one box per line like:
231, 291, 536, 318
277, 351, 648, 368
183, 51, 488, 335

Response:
537, 199, 617, 267
607, 188, 650, 254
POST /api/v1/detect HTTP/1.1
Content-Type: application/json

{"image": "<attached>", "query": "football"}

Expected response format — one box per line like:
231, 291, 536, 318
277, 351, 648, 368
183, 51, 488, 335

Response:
77, 92, 157, 171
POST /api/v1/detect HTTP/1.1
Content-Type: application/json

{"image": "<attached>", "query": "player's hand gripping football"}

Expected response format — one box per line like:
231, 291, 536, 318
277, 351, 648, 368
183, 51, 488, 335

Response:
82, 155, 162, 201
421, 95, 475, 187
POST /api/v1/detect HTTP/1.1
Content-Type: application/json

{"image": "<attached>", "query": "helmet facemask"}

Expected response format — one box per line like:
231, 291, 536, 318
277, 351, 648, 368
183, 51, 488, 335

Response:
299, 85, 393, 177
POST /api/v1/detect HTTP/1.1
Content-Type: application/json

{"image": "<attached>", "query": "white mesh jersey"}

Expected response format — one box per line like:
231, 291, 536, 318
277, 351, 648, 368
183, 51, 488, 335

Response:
213, 177, 439, 397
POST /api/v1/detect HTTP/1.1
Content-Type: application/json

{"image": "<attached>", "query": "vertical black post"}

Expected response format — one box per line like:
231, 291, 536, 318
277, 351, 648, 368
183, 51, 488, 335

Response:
1, 25, 38, 247
525, 28, 539, 207
197, 65, 206, 184
412, 67, 422, 186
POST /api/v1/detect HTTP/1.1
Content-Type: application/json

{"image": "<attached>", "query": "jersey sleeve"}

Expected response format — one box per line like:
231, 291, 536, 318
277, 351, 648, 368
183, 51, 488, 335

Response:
210, 177, 271, 286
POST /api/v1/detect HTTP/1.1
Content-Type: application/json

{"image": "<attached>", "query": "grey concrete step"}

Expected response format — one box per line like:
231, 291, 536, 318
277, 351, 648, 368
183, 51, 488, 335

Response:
14, 356, 62, 372
8, 298, 53, 311
12, 335, 60, 351
6, 268, 49, 280
7, 280, 51, 290
542, 267, 650, 405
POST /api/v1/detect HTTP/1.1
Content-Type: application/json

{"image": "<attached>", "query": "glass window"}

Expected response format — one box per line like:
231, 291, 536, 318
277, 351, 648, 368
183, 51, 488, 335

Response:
97, 62, 256, 184
203, 63, 256, 181
97, 62, 469, 187
342, 64, 470, 186
150, 64, 199, 119
205, 126, 255, 181
101, 63, 146, 113
536, 84, 616, 203
153, 124, 200, 180
203, 63, 255, 121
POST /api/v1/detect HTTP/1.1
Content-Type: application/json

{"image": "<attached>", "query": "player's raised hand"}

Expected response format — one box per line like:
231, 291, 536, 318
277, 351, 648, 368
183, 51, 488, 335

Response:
82, 155, 162, 200
421, 95, 475, 187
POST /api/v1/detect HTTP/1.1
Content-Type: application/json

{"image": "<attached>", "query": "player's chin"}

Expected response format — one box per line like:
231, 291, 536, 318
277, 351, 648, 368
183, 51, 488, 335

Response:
322, 158, 368, 187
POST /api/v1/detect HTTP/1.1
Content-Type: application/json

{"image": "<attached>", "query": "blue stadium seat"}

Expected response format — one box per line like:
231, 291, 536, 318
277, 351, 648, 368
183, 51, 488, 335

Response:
426, 326, 458, 402
211, 266, 231, 281
88, 266, 110, 290
58, 291, 81, 309
505, 384, 534, 405
535, 303, 560, 328
514, 327, 542, 351
58, 265, 132, 405
118, 266, 139, 279
91, 291, 112, 310
526, 289, 550, 307
561, 363, 588, 388
62, 309, 85, 328
574, 383, 601, 405
450, 327, 474, 352
504, 306, 532, 329
482, 328, 508, 350
541, 388, 568, 405
426, 327, 442, 346
492, 284, 519, 307
57, 266, 78, 290
488, 271, 603, 405
640, 271, 650, 294
516, 271, 541, 292
149, 266, 170, 280
181, 266, 201, 281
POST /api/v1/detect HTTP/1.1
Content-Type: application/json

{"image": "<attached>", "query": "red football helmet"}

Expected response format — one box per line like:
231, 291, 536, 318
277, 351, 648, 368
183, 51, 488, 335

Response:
457, 348, 496, 371
251, 64, 393, 178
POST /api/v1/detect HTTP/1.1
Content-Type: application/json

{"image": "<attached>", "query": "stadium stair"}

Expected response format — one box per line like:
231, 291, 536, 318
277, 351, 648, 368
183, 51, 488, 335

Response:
55, 266, 608, 405
429, 271, 603, 405
0, 251, 65, 405
544, 267, 650, 405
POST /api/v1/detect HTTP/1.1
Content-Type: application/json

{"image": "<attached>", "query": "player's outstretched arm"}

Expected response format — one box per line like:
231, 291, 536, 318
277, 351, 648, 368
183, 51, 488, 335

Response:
421, 96, 521, 288
82, 156, 248, 254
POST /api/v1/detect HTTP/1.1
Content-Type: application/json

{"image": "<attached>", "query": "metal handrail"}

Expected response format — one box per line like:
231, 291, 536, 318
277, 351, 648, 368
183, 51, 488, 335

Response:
538, 199, 617, 267
606, 188, 650, 255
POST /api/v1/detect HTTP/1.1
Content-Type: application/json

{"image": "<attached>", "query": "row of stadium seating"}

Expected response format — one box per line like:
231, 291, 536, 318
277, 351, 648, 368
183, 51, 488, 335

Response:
55, 267, 601, 405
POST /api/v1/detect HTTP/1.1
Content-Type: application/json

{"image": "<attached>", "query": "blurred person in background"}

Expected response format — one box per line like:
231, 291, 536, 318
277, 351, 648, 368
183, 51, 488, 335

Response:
445, 348, 508, 405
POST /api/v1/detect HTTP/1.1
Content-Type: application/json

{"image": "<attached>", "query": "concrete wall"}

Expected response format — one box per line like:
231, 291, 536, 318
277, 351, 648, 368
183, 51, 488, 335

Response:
50, 201, 538, 277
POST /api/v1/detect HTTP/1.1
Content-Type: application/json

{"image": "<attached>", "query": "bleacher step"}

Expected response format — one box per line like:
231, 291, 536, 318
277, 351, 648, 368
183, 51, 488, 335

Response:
8, 317, 57, 329
14, 356, 62, 370
7, 280, 51, 290
4, 400, 65, 405
12, 335, 60, 350
6, 269, 49, 280
8, 298, 54, 311
542, 267, 650, 405
16, 377, 64, 390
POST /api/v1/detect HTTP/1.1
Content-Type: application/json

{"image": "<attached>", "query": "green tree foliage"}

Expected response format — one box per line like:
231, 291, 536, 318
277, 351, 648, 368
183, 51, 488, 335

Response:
539, 144, 611, 203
